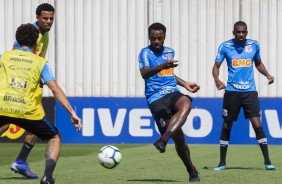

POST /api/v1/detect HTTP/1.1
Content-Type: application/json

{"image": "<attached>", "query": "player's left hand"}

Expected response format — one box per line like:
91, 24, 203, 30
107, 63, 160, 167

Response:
184, 82, 200, 93
267, 75, 274, 84
71, 114, 82, 131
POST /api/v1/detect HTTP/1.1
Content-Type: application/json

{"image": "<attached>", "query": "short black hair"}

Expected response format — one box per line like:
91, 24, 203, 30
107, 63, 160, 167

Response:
16, 23, 39, 47
36, 3, 55, 16
234, 21, 247, 30
148, 22, 166, 36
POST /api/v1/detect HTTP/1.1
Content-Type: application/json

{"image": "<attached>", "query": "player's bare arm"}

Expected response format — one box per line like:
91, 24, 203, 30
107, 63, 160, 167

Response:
46, 80, 82, 131
212, 62, 226, 90
175, 76, 200, 93
140, 60, 178, 79
254, 59, 274, 84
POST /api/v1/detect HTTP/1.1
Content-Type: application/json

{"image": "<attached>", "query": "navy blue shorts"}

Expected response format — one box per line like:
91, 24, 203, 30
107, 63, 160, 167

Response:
149, 91, 192, 135
223, 91, 260, 121
0, 116, 59, 140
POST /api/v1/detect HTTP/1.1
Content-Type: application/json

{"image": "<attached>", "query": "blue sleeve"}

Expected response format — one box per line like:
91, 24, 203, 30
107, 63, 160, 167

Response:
254, 41, 261, 60
138, 49, 150, 69
41, 63, 55, 83
13, 40, 20, 48
215, 43, 226, 63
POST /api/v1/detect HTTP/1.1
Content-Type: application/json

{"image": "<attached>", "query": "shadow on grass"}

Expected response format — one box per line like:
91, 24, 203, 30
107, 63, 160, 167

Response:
0, 176, 31, 180
203, 166, 264, 170
226, 167, 264, 170
127, 179, 179, 182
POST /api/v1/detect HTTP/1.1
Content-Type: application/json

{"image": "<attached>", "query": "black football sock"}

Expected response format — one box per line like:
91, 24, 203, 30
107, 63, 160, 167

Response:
17, 142, 34, 162
44, 158, 57, 179
254, 127, 271, 165
219, 128, 231, 166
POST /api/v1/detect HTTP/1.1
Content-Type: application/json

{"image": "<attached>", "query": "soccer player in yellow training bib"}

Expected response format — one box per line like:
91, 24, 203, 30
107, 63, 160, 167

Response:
0, 23, 82, 184
0, 3, 56, 179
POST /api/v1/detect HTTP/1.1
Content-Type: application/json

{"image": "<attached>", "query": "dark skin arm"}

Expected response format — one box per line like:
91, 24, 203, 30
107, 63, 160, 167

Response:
139, 59, 200, 92
140, 60, 178, 79
212, 62, 226, 90
175, 75, 200, 93
46, 80, 82, 131
254, 59, 274, 84
212, 59, 274, 90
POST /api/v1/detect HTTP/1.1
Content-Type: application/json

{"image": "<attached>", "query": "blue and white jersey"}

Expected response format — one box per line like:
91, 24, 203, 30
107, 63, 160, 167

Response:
138, 46, 179, 104
215, 39, 261, 91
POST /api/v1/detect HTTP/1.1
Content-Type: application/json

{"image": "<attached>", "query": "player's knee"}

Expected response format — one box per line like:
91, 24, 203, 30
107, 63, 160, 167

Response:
250, 116, 262, 129
223, 119, 233, 129
183, 100, 192, 112
55, 133, 62, 140
47, 133, 61, 142
24, 134, 38, 144
177, 96, 192, 113
252, 122, 262, 129
178, 104, 190, 120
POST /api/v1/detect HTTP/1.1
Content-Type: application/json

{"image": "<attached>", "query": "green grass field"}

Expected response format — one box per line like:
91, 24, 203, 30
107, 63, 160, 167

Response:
0, 143, 281, 184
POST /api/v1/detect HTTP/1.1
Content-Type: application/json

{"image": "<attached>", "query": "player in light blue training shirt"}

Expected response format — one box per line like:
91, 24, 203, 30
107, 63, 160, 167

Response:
138, 46, 179, 104
215, 38, 261, 91
212, 21, 275, 171
138, 22, 200, 182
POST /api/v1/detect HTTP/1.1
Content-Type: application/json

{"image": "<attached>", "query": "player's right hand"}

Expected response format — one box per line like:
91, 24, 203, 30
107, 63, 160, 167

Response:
267, 75, 274, 84
162, 60, 178, 69
71, 114, 82, 131
214, 79, 226, 90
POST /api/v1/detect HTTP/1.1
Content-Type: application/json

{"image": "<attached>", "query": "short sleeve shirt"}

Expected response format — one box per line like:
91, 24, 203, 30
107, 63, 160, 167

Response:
215, 39, 261, 91
138, 46, 179, 104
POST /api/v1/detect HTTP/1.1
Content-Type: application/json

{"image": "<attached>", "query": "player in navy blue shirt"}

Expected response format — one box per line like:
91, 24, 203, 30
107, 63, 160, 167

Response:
139, 22, 200, 182
212, 21, 275, 171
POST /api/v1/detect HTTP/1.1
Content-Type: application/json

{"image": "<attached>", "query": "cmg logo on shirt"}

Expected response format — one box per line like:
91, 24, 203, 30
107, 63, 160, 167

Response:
232, 59, 251, 67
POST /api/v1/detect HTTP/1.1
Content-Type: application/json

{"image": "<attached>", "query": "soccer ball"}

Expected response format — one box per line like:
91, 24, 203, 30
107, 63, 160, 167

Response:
98, 145, 122, 169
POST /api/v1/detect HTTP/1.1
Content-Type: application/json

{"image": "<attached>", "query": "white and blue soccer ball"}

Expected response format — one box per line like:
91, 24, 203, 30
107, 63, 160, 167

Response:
98, 145, 122, 169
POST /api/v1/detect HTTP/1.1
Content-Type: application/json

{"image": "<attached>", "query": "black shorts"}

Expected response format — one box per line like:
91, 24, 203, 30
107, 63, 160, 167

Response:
0, 116, 59, 140
149, 91, 192, 135
223, 91, 260, 121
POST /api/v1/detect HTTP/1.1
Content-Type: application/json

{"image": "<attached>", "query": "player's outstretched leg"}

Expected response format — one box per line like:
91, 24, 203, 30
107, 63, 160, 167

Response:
154, 96, 191, 153
173, 129, 200, 182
